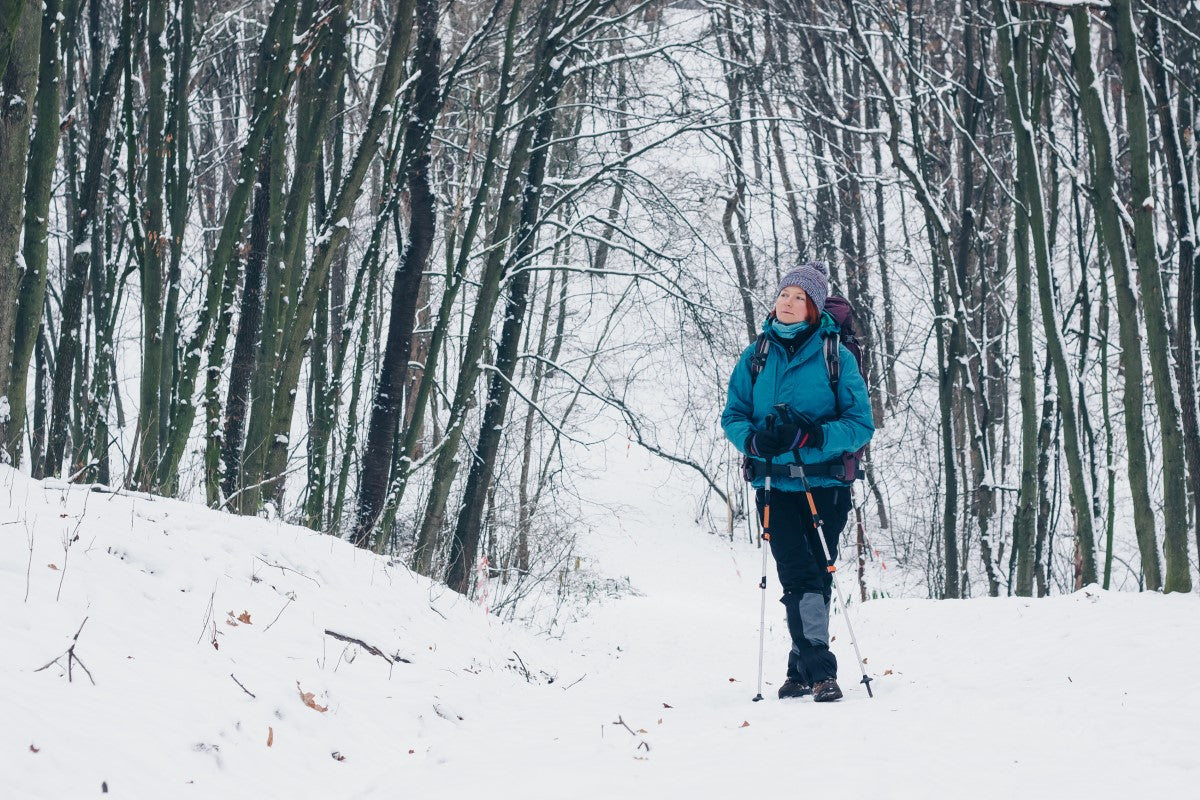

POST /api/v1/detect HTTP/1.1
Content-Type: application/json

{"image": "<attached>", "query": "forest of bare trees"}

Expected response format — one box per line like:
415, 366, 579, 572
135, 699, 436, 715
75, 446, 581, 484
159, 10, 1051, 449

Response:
0, 0, 1197, 603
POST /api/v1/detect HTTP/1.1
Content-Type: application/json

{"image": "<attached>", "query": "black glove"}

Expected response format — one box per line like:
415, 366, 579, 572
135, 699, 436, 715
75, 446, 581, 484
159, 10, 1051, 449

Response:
745, 413, 801, 459
775, 404, 825, 450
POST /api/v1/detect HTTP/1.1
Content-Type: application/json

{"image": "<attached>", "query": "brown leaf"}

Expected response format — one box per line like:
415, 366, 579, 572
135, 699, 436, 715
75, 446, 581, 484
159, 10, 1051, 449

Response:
266, 727, 274, 747
297, 682, 328, 712
662, 702, 673, 709
636, 728, 647, 734
225, 619, 239, 627
30, 744, 40, 753
408, 749, 415, 755
237, 611, 252, 625
331, 751, 346, 761
883, 669, 894, 676
727, 678, 737, 683
740, 721, 750, 728
47, 564, 58, 570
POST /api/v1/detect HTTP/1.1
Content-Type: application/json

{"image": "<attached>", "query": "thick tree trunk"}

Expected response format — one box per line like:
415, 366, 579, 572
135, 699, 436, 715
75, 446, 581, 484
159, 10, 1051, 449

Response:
4, 0, 61, 465
352, 0, 442, 548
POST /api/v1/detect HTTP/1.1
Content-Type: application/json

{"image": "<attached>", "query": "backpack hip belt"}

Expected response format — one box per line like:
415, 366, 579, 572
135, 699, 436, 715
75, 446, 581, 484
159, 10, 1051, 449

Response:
742, 456, 865, 483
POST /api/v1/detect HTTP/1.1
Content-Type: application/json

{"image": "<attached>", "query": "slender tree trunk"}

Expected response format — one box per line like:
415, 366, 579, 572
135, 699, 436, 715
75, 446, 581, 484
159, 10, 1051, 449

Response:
157, 0, 300, 490
995, 0, 1097, 587
46, 0, 136, 477
134, 0, 169, 490
1069, 7, 1161, 588
1146, 1, 1200, 564
444, 68, 564, 593
254, 0, 416, 510
1111, 0, 1190, 593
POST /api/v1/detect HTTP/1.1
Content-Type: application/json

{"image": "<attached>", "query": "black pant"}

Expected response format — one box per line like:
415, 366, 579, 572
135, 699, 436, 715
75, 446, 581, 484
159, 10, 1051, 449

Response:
756, 486, 851, 683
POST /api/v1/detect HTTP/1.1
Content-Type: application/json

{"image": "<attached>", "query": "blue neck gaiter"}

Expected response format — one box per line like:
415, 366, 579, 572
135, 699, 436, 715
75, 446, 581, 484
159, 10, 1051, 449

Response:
771, 319, 809, 338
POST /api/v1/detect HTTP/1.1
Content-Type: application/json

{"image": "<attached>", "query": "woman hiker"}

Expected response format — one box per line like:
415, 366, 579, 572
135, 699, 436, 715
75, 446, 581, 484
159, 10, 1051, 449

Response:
721, 261, 874, 702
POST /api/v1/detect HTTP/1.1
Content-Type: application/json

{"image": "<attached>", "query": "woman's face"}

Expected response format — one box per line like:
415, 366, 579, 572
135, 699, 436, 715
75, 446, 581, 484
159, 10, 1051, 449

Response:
774, 286, 809, 324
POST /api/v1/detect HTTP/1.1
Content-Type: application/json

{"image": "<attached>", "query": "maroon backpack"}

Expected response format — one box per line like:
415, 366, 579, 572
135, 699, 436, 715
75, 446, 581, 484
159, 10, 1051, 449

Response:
746, 295, 868, 482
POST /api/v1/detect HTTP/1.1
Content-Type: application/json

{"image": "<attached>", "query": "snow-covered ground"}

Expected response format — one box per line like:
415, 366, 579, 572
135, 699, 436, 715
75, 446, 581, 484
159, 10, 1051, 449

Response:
3, 447, 1197, 799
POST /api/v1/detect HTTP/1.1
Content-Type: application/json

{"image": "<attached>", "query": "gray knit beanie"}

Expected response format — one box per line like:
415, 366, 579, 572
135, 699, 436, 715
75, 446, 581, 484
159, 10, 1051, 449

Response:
776, 261, 829, 312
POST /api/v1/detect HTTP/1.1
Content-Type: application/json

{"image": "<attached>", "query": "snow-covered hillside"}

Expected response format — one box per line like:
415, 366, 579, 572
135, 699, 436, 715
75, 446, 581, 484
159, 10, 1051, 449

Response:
3, 455, 1197, 799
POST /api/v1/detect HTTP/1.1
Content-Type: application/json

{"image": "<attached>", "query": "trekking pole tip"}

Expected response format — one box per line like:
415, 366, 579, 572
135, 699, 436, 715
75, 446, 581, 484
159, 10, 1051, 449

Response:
861, 674, 874, 698
752, 694, 763, 702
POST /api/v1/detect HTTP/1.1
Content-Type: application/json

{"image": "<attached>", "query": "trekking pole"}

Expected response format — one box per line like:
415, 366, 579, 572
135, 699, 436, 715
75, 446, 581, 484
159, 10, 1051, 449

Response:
790, 459, 874, 698
752, 459, 772, 703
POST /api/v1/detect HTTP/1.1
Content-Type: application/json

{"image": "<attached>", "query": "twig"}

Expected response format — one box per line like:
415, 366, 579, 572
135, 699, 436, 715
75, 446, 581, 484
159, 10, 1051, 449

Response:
196, 588, 216, 644
55, 528, 70, 602
230, 673, 256, 698
562, 673, 587, 690
254, 556, 321, 587
263, 596, 293, 632
24, 519, 35, 603
511, 650, 532, 683
34, 617, 95, 685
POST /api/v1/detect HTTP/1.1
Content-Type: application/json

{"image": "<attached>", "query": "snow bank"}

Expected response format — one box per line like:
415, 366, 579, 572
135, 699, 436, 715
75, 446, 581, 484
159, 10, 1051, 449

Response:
0, 466, 559, 798
4, 458, 1198, 799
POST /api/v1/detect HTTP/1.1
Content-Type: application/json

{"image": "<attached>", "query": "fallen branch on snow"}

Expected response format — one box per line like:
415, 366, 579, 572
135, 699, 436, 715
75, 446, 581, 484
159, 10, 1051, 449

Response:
34, 617, 96, 685
323, 629, 411, 665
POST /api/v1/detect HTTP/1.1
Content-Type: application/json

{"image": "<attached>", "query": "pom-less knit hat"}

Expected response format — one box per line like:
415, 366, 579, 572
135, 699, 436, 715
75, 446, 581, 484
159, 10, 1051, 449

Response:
776, 260, 829, 313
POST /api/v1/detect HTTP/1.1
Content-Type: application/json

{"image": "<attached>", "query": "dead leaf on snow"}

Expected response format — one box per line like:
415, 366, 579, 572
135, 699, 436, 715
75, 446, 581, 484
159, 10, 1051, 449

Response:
740, 721, 750, 728
331, 751, 346, 761
297, 682, 328, 712
884, 669, 894, 676
237, 611, 252, 624
47, 564, 58, 570
30, 744, 40, 753
267, 727, 274, 747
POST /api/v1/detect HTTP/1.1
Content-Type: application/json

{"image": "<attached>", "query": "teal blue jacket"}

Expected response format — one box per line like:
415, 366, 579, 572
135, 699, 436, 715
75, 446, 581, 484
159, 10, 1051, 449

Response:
722, 313, 875, 491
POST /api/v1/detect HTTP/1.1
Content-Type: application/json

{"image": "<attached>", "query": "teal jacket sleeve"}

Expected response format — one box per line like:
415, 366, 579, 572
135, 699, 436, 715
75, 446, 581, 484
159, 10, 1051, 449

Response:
818, 341, 874, 454
721, 344, 757, 455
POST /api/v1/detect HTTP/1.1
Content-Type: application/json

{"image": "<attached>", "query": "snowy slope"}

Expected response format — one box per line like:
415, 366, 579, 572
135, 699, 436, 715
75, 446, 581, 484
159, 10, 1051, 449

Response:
4, 455, 1198, 799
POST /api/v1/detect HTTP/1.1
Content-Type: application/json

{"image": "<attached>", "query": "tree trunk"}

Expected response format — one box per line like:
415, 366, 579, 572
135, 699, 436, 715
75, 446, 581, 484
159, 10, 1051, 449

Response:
0, 0, 39, 460
352, 0, 442, 548
1111, 0, 1190, 593
1069, 6, 1162, 588
995, 0, 1097, 587
4, 0, 61, 465
1146, 1, 1200, 569
444, 69, 564, 593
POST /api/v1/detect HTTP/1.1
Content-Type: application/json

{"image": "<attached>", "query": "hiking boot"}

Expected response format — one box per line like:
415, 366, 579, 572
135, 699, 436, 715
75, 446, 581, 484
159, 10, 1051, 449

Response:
812, 678, 843, 702
777, 679, 812, 699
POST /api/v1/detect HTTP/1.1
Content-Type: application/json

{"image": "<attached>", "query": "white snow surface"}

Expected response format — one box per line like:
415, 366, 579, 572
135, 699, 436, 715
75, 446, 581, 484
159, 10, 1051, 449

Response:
3, 457, 1197, 799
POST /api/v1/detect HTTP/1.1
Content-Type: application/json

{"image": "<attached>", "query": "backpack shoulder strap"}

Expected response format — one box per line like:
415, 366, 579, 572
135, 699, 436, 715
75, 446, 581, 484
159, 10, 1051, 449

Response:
748, 333, 770, 386
824, 332, 842, 412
